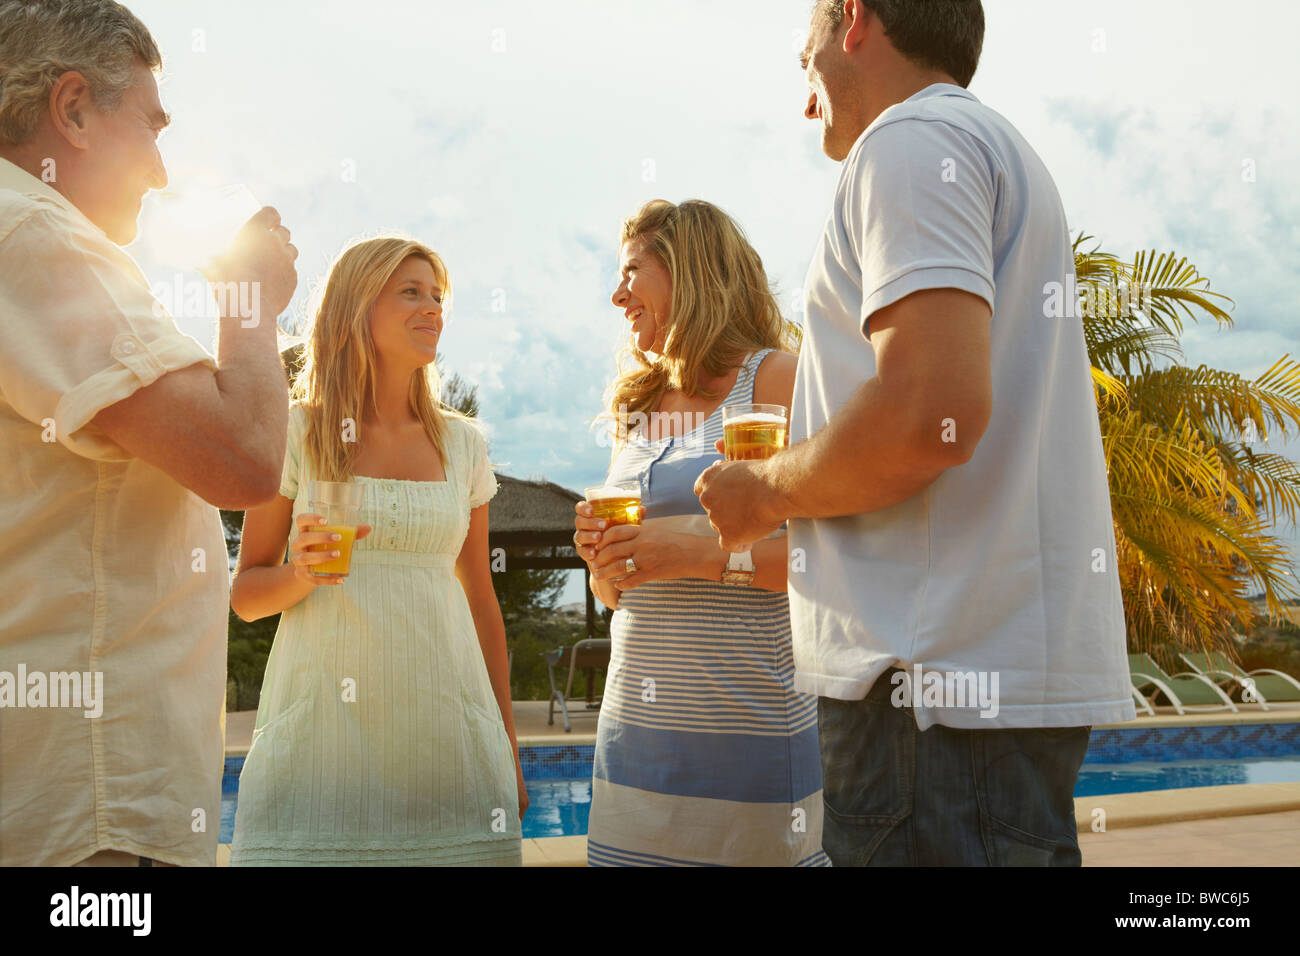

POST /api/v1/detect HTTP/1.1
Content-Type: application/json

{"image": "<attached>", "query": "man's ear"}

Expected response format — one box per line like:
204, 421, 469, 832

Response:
843, 0, 873, 54
48, 71, 93, 150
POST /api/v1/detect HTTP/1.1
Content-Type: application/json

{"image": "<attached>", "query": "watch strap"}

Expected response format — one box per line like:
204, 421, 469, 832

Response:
721, 550, 755, 586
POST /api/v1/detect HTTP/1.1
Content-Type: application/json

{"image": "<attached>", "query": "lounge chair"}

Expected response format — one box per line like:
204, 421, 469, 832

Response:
1128, 653, 1238, 715
1130, 685, 1156, 716
544, 638, 610, 733
1179, 650, 1300, 709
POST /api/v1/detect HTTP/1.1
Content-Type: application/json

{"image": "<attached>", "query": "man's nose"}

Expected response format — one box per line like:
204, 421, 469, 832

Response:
805, 90, 820, 121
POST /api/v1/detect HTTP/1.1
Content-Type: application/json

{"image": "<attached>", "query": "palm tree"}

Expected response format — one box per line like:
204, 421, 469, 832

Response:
1075, 236, 1300, 661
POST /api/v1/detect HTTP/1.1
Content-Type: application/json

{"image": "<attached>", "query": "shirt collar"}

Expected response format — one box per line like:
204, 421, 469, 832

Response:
0, 155, 100, 227
904, 82, 978, 105
847, 83, 979, 159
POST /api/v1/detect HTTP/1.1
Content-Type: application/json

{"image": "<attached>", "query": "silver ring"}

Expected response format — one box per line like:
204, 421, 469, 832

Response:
625, 557, 637, 574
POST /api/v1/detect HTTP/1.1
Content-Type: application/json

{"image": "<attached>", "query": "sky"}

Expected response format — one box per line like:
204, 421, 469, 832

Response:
124, 0, 1300, 606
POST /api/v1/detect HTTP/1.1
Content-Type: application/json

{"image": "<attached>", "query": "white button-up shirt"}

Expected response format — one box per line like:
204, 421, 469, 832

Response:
0, 158, 228, 865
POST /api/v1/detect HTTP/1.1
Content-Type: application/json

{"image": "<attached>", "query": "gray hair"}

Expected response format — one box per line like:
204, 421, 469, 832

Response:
0, 0, 161, 146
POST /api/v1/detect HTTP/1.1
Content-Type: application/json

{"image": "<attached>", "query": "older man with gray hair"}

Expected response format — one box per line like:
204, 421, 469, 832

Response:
0, 0, 297, 866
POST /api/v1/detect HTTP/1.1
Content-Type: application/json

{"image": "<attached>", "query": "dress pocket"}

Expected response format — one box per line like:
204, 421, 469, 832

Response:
233, 696, 316, 838
247, 694, 315, 755
458, 687, 517, 794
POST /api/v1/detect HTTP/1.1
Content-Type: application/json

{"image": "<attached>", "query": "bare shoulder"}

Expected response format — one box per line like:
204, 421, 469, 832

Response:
752, 349, 798, 408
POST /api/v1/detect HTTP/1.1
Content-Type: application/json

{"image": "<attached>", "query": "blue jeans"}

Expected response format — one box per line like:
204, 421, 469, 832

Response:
818, 668, 1090, 866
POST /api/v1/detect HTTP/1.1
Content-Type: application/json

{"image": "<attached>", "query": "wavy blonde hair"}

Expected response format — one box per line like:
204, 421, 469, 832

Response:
289, 236, 466, 483
603, 199, 797, 450
0, 0, 161, 146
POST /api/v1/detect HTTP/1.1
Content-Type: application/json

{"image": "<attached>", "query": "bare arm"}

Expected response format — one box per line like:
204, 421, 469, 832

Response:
581, 348, 802, 597
230, 492, 372, 622
93, 325, 287, 508
589, 517, 791, 592
92, 208, 299, 509
696, 289, 993, 550
589, 548, 622, 611
455, 503, 517, 747
456, 502, 528, 820
769, 289, 992, 517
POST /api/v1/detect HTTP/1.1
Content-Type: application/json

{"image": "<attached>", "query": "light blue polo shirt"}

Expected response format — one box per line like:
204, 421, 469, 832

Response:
789, 84, 1136, 730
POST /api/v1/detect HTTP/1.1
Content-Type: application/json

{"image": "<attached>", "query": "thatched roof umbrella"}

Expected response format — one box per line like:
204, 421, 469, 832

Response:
488, 475, 580, 541
489, 475, 598, 639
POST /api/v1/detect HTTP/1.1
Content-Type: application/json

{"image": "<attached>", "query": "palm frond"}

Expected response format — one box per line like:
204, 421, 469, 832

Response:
1126, 249, 1234, 337
1085, 314, 1184, 377
1076, 233, 1297, 658
1101, 408, 1252, 515
1091, 365, 1128, 409
1124, 362, 1300, 446
1217, 444, 1300, 526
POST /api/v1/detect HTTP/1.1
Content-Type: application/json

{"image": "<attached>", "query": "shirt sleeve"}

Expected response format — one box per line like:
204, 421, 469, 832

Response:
0, 205, 217, 461
464, 420, 499, 510
843, 117, 997, 337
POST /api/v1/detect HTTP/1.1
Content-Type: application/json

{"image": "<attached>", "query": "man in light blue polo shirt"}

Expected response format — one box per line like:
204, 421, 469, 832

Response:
697, 0, 1135, 865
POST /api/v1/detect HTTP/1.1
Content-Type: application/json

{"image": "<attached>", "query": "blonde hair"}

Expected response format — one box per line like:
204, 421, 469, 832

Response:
603, 199, 798, 449
0, 0, 161, 146
289, 236, 467, 483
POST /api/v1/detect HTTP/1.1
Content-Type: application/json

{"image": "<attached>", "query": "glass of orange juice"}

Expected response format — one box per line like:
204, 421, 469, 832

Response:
306, 480, 364, 577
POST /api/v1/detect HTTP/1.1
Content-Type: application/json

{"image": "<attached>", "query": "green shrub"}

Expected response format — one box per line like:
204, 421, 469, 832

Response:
507, 612, 608, 702
227, 606, 277, 711
1239, 615, 1300, 678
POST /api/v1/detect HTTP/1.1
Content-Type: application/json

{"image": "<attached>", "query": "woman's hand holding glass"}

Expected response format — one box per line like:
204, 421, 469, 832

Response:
572, 500, 607, 566
288, 513, 373, 586
586, 516, 721, 591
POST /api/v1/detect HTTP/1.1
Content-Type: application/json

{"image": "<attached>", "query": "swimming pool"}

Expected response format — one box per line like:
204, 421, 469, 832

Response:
217, 753, 596, 842
220, 721, 1300, 843
1075, 756, 1300, 796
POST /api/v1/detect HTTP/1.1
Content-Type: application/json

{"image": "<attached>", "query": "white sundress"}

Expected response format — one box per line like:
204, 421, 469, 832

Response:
230, 407, 521, 865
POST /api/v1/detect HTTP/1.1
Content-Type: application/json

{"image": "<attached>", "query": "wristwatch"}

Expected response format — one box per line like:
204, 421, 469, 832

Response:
721, 550, 755, 587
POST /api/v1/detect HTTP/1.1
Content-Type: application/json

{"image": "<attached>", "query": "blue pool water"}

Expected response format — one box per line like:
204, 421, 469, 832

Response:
520, 779, 593, 839
219, 721, 1300, 843
1074, 757, 1300, 796
218, 756, 594, 841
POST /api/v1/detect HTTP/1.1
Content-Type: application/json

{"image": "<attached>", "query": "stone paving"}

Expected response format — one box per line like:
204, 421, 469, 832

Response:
1079, 809, 1300, 866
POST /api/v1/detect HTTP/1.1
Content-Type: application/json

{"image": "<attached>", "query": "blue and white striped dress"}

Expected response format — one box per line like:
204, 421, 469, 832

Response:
588, 348, 830, 866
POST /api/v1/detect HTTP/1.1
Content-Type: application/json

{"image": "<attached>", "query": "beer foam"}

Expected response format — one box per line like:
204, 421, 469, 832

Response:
725, 412, 787, 426
585, 485, 641, 502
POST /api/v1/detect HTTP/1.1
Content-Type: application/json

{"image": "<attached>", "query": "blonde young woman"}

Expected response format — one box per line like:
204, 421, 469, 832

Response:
229, 236, 526, 865
572, 199, 830, 866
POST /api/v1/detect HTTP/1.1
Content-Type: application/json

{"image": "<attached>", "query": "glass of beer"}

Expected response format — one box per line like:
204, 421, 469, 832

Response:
722, 404, 789, 461
306, 480, 365, 577
584, 483, 643, 526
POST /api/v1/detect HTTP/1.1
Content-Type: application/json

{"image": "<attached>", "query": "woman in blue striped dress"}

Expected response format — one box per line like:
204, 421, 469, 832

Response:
573, 199, 830, 866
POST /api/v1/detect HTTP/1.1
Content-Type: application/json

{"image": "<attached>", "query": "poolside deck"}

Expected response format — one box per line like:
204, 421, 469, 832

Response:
222, 700, 1300, 867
